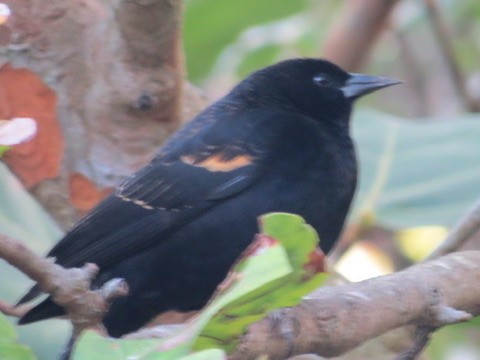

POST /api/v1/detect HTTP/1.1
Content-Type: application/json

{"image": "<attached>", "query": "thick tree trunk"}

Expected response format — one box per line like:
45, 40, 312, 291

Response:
1, 0, 205, 229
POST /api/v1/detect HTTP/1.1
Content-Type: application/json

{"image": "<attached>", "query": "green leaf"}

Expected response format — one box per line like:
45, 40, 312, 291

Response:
74, 331, 226, 360
184, 0, 308, 82
0, 145, 9, 157
352, 111, 480, 228
0, 162, 63, 297
73, 332, 164, 360
195, 213, 327, 352
0, 163, 62, 250
180, 349, 225, 360
0, 164, 67, 359
0, 313, 16, 344
0, 314, 36, 360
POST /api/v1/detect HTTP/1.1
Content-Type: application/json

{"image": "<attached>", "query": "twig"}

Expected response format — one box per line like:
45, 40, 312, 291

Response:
424, 0, 480, 112
0, 234, 128, 337
321, 0, 400, 71
394, 326, 435, 360
426, 197, 480, 260
0, 299, 31, 317
393, 29, 429, 116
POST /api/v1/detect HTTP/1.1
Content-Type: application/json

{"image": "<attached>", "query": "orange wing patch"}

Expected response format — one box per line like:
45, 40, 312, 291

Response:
181, 153, 253, 172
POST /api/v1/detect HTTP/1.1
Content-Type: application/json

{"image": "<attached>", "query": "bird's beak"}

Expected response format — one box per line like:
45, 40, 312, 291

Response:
341, 73, 402, 100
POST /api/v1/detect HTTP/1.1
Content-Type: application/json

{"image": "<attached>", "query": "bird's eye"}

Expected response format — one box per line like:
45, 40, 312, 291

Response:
313, 74, 332, 87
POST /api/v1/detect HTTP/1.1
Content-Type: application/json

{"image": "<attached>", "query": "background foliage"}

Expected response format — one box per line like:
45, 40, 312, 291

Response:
1, 0, 480, 359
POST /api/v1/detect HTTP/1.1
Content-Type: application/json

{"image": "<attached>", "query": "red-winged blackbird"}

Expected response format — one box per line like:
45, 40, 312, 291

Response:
17, 59, 399, 337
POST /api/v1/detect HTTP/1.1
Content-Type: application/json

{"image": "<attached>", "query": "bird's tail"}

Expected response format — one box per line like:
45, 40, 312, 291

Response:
15, 284, 42, 306
17, 297, 64, 325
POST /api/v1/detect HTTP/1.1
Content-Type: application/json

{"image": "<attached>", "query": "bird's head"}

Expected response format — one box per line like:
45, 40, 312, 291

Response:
235, 58, 401, 127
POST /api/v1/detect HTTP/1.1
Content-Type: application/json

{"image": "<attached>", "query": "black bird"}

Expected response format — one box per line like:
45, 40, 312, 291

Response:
17, 58, 399, 337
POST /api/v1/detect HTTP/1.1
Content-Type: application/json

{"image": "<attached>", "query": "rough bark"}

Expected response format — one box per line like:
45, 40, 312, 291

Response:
1, 0, 206, 229
231, 251, 479, 360
0, 234, 128, 338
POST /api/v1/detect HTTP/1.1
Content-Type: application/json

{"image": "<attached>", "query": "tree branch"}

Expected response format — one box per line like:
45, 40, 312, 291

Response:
426, 197, 480, 260
1, 0, 206, 229
230, 251, 480, 359
1, 236, 480, 359
0, 234, 128, 337
424, 0, 480, 112
393, 326, 434, 360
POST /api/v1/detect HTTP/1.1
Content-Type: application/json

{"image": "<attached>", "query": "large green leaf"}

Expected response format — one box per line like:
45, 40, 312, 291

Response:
195, 213, 327, 352
180, 349, 226, 360
352, 111, 480, 228
73, 330, 227, 360
0, 162, 62, 297
0, 163, 62, 249
0, 163, 66, 360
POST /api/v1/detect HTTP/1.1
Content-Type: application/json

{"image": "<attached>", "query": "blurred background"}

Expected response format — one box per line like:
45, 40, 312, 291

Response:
1, 0, 480, 359
184, 0, 480, 117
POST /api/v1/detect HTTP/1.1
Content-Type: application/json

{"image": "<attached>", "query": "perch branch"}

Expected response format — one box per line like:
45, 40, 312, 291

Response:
0, 234, 128, 337
230, 251, 480, 359
1, 240, 480, 358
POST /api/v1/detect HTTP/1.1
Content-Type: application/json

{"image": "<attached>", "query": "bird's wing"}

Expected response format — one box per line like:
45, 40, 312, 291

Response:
17, 109, 269, 306
17, 107, 285, 308
45, 109, 271, 271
